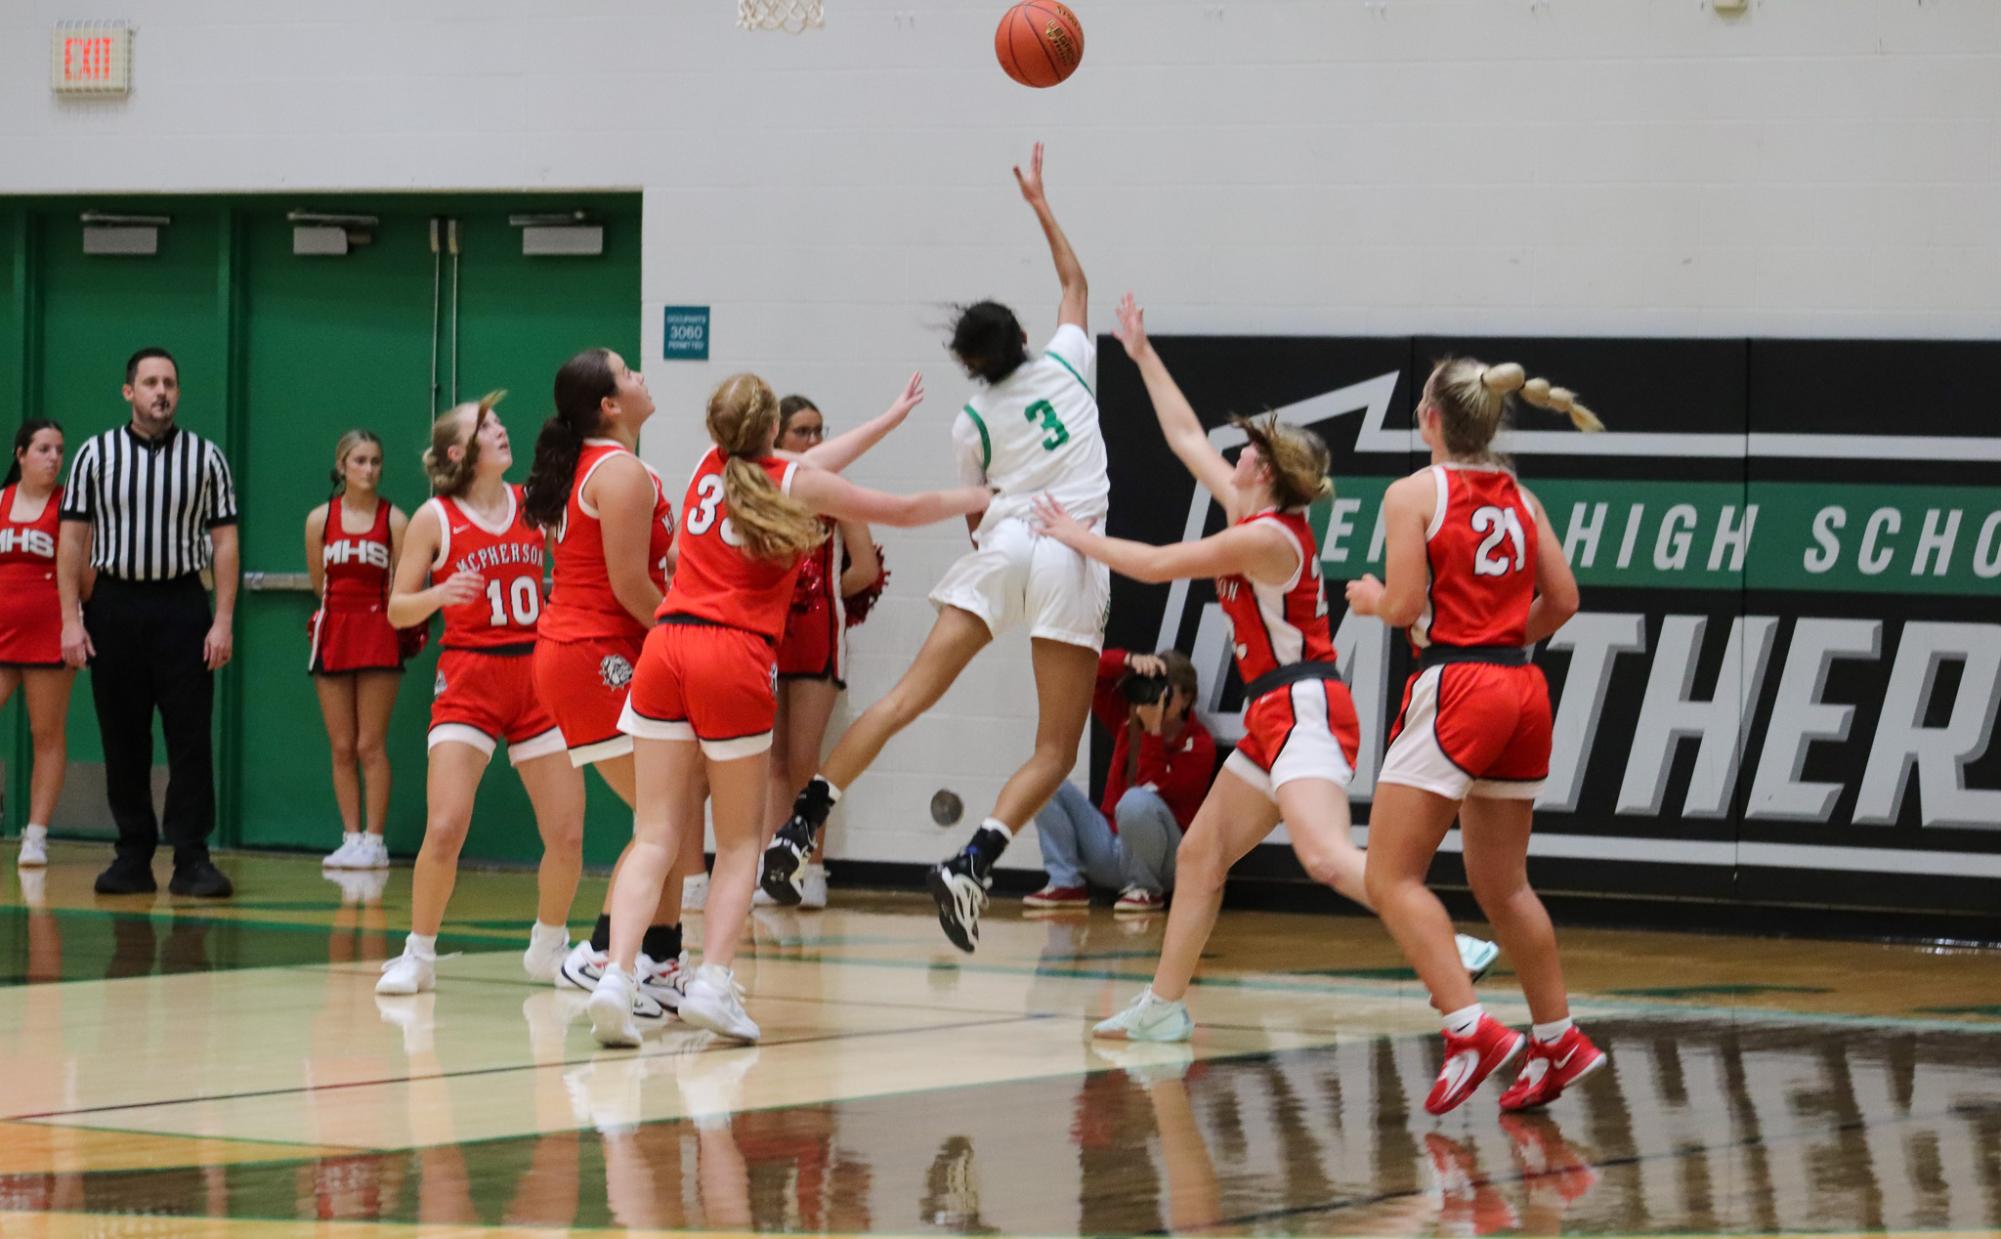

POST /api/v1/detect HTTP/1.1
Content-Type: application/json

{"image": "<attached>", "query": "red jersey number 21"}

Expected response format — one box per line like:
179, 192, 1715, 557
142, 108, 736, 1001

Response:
1471, 505, 1527, 577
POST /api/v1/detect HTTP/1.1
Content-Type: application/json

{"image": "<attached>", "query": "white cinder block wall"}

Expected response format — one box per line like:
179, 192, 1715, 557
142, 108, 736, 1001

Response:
6, 0, 2000, 869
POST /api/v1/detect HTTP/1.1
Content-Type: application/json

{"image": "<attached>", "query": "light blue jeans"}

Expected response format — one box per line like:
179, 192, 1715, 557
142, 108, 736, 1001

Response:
1032, 781, 1181, 895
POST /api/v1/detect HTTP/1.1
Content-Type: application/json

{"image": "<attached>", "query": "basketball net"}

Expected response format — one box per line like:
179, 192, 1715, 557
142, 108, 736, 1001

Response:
738, 0, 823, 33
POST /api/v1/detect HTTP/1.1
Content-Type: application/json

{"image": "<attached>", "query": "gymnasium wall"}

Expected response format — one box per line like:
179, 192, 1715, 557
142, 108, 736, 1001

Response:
4, 1, 2000, 886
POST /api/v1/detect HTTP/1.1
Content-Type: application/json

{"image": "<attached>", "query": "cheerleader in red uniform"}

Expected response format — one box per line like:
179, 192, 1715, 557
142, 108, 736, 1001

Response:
759, 394, 884, 911
589, 371, 989, 1045
1347, 357, 1606, 1115
2, 420, 71, 870
306, 430, 410, 872
375, 394, 587, 997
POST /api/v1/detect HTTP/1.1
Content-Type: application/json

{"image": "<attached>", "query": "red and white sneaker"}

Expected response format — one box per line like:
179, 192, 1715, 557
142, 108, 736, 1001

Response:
1499, 1027, 1605, 1111
1425, 1014, 1525, 1116
1113, 887, 1165, 914
1424, 1133, 1519, 1236
1023, 883, 1089, 909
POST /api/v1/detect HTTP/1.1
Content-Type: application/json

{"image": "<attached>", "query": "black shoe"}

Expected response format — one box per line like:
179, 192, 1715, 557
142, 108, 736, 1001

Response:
759, 818, 816, 906
94, 857, 158, 895
169, 858, 234, 898
926, 851, 991, 955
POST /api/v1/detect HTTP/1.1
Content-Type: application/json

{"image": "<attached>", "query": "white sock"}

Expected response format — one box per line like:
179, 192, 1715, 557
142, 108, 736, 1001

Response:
979, 817, 1015, 840
819, 777, 843, 803
1442, 1003, 1484, 1038
1533, 1017, 1574, 1043
23, 824, 47, 842
530, 921, 567, 946
406, 932, 438, 959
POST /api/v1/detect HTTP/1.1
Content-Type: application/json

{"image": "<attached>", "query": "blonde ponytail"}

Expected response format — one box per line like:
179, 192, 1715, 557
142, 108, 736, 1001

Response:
423, 391, 505, 497
707, 373, 826, 561
1232, 413, 1334, 510
1518, 375, 1604, 433
1427, 358, 1604, 460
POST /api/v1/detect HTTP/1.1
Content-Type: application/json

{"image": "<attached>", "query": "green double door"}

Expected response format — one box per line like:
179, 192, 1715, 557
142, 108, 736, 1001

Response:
3, 195, 642, 865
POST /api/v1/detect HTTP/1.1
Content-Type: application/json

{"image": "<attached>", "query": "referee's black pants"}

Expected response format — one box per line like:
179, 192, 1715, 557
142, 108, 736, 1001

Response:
83, 575, 216, 864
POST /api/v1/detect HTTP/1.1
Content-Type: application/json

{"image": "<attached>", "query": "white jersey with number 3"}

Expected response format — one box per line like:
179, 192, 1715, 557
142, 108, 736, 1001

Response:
952, 323, 1109, 537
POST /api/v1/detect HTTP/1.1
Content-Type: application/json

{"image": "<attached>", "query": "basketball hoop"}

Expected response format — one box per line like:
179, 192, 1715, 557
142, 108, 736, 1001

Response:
738, 0, 823, 33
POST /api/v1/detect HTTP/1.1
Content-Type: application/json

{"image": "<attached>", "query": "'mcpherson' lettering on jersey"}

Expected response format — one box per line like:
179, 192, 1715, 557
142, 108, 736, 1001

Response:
324, 539, 391, 569
0, 528, 56, 558
453, 541, 543, 576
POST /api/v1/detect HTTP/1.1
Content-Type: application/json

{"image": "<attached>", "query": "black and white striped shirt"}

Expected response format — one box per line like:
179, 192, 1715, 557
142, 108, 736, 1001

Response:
60, 424, 239, 581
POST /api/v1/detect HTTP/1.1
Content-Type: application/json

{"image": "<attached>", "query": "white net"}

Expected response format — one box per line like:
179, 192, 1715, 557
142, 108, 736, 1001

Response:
738, 0, 823, 33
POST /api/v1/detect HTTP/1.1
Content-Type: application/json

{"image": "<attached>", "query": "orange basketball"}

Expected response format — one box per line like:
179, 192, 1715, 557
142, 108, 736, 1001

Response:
995, 2, 1085, 89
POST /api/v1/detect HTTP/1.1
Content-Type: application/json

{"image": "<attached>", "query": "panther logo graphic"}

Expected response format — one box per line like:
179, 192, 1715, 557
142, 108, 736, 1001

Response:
599, 654, 634, 689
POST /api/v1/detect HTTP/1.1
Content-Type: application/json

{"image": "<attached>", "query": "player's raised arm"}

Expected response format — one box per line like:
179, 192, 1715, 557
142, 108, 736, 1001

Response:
1015, 142, 1087, 332
1110, 293, 1239, 510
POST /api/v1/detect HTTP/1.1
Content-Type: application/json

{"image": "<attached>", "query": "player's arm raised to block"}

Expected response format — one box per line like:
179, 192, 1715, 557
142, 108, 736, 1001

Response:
1015, 142, 1086, 332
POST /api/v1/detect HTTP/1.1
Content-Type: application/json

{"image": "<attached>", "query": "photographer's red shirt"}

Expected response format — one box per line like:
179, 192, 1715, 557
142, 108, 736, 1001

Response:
1093, 648, 1216, 832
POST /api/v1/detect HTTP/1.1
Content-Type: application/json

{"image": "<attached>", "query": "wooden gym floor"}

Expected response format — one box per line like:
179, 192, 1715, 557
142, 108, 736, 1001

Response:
4, 841, 2000, 1237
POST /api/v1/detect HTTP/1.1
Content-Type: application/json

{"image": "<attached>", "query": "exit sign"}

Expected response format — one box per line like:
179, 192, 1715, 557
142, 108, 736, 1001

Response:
51, 22, 132, 95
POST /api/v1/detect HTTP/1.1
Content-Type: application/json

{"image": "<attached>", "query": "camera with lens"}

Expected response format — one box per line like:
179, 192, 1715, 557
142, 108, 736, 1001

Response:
1120, 671, 1168, 706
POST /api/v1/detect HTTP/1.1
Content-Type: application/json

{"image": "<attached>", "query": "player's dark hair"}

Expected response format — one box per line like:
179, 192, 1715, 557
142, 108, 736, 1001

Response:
524, 348, 617, 530
949, 301, 1029, 385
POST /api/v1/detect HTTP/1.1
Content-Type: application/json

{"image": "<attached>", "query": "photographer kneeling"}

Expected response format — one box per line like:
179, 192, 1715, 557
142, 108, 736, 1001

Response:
1027, 648, 1216, 913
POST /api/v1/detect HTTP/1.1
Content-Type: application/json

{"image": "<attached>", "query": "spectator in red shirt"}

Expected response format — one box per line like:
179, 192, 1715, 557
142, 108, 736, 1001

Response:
1027, 648, 1215, 913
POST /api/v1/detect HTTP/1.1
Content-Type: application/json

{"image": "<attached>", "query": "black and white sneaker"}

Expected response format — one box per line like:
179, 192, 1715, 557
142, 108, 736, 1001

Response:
926, 852, 991, 954
759, 818, 814, 907
638, 952, 688, 1014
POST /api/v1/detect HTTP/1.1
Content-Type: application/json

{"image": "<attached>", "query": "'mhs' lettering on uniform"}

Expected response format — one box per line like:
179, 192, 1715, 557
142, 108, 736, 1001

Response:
0, 528, 56, 559
323, 539, 390, 569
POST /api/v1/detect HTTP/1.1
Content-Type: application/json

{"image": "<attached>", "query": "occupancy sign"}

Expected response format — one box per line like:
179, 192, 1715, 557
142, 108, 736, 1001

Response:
663, 306, 710, 360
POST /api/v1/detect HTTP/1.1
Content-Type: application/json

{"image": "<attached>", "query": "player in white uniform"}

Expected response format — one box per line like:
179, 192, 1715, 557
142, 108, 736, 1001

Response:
762, 143, 1110, 952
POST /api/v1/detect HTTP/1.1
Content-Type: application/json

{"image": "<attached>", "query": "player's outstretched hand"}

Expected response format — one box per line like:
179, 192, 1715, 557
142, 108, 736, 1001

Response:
1013, 142, 1047, 208
1031, 494, 1089, 548
886, 371, 925, 428
1111, 293, 1152, 361
1345, 574, 1385, 617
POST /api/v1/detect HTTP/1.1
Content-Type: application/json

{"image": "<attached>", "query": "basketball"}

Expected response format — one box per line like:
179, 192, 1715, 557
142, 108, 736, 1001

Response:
995, 2, 1085, 89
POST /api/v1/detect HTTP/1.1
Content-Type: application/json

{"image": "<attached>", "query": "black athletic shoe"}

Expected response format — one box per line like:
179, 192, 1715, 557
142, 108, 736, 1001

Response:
926, 851, 991, 954
94, 856, 157, 895
169, 859, 234, 898
759, 818, 815, 906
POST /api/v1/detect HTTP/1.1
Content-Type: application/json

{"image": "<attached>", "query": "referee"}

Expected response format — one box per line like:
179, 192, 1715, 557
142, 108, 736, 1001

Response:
58, 348, 239, 898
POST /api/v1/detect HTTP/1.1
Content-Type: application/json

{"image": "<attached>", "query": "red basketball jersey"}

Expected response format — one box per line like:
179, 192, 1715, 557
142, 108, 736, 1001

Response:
541, 440, 675, 644
1413, 464, 1537, 650
320, 494, 393, 613
658, 446, 805, 641
0, 485, 60, 578
1217, 508, 1337, 684
430, 484, 545, 650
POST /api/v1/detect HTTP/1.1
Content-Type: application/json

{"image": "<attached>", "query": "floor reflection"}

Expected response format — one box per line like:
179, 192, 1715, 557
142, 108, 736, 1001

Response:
8, 1001, 1999, 1235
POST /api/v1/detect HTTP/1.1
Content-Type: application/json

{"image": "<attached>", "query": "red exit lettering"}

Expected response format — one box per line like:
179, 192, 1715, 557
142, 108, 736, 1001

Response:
63, 36, 116, 82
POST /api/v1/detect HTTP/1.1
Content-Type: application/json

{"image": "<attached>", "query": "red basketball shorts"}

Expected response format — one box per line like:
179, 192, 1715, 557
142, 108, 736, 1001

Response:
1379, 661, 1551, 801
429, 647, 565, 766
1223, 675, 1361, 804
618, 621, 778, 761
533, 635, 643, 767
